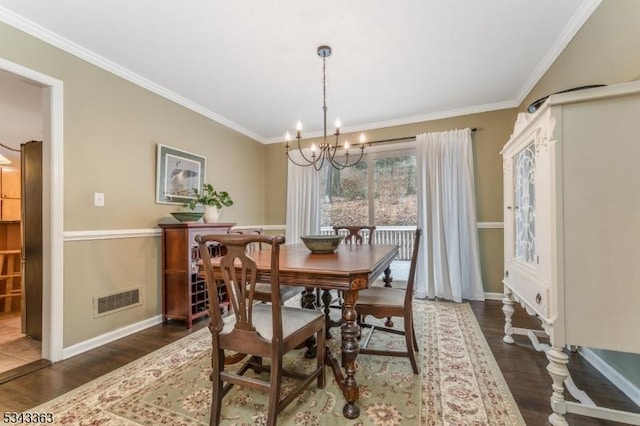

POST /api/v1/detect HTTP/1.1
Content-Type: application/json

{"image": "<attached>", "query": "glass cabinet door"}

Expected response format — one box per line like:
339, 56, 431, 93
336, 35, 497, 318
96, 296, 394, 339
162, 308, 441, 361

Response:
514, 142, 536, 264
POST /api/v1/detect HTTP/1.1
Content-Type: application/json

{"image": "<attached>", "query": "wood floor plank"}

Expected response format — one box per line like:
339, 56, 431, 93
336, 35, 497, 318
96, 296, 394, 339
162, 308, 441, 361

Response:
470, 300, 639, 426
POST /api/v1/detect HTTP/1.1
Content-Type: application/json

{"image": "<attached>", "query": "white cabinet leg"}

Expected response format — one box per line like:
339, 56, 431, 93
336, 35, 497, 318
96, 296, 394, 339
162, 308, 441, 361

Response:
546, 346, 569, 426
502, 285, 515, 344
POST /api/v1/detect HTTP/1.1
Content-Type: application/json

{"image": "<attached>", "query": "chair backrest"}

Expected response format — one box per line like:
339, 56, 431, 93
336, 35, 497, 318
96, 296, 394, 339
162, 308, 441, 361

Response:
197, 233, 286, 344
405, 228, 422, 307
333, 225, 376, 245
228, 227, 265, 252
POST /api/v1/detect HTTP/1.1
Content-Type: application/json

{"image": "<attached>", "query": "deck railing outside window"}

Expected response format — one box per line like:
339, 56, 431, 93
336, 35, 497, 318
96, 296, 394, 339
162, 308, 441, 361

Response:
320, 226, 417, 260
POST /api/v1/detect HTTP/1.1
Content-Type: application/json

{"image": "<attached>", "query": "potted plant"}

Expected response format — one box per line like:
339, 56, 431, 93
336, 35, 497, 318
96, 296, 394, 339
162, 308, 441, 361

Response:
184, 183, 234, 223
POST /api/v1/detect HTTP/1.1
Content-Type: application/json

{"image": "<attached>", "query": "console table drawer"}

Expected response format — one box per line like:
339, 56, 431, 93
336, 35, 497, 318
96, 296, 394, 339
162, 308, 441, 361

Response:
504, 272, 550, 320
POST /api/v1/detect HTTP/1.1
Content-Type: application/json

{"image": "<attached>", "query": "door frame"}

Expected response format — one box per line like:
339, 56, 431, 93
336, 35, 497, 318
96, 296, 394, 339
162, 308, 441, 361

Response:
0, 57, 64, 362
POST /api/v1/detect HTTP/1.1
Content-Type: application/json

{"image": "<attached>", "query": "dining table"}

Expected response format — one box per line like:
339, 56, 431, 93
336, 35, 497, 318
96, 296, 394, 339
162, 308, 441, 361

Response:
208, 242, 399, 419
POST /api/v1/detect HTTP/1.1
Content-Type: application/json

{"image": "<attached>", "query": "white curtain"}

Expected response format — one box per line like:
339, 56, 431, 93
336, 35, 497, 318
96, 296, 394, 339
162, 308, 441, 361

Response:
415, 128, 484, 302
285, 150, 320, 245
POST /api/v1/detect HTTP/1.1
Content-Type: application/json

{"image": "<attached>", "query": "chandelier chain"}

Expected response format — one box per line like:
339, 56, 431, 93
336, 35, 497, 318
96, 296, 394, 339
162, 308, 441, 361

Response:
322, 55, 327, 140
284, 45, 367, 171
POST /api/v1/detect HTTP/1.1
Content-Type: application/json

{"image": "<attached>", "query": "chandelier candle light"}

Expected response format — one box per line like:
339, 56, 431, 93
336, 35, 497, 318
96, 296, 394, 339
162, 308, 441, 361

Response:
285, 45, 367, 171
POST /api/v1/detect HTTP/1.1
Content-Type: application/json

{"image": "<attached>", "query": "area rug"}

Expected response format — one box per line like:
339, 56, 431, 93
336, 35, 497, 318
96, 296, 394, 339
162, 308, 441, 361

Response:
30, 301, 524, 425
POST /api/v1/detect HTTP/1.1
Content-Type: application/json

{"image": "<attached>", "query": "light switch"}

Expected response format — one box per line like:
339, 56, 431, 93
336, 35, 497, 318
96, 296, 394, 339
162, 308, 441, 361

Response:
94, 192, 105, 207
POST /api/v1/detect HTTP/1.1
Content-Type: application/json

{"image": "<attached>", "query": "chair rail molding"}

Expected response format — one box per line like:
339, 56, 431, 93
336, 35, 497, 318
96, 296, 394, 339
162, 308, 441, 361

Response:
64, 228, 161, 241
477, 222, 504, 229
63, 225, 286, 241
62, 223, 502, 242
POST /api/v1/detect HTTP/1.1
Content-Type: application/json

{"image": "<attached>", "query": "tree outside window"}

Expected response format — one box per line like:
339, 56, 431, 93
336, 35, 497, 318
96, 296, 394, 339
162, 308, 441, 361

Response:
320, 151, 417, 227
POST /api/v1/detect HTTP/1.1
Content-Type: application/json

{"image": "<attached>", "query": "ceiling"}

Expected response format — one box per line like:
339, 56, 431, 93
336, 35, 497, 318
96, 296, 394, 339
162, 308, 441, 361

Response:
0, 0, 600, 146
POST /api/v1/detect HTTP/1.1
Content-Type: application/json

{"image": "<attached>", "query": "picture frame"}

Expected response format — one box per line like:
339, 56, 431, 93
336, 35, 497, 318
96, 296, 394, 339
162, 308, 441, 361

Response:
156, 144, 206, 205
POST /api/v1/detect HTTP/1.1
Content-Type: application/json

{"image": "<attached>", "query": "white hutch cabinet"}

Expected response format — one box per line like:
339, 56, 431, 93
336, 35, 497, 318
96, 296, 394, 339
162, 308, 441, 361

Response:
501, 81, 640, 425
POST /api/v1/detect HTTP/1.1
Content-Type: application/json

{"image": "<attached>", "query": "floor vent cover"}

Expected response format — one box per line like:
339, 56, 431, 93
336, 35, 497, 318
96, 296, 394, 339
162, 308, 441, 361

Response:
93, 287, 142, 318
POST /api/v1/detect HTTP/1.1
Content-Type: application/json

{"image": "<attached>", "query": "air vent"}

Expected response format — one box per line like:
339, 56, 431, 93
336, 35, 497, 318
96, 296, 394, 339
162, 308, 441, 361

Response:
93, 287, 142, 318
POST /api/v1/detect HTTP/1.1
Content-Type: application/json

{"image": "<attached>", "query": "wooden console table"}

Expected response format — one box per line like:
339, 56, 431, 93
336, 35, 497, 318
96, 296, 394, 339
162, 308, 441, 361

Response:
159, 222, 235, 329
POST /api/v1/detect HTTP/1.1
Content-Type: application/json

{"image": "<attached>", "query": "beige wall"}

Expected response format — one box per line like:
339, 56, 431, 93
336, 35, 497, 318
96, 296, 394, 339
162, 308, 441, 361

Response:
522, 0, 640, 111
0, 22, 266, 346
2, 0, 639, 383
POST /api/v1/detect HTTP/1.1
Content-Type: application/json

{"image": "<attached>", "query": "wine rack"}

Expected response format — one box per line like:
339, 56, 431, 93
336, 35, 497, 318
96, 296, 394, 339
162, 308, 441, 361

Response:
159, 222, 234, 329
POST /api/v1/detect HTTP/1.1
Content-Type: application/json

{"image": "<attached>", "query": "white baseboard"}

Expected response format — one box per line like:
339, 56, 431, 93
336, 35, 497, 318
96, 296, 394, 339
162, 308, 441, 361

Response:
484, 292, 504, 300
62, 315, 163, 360
579, 347, 640, 408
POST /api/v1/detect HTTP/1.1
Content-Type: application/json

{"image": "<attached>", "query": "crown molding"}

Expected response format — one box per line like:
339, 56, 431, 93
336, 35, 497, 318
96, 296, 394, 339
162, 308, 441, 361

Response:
263, 100, 516, 144
1, 1, 601, 147
514, 0, 602, 106
0, 6, 266, 144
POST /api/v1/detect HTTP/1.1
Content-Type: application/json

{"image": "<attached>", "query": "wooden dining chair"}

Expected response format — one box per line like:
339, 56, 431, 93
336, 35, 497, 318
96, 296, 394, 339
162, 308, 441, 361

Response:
318, 225, 377, 336
356, 228, 422, 374
333, 225, 376, 245
197, 233, 325, 426
228, 227, 302, 304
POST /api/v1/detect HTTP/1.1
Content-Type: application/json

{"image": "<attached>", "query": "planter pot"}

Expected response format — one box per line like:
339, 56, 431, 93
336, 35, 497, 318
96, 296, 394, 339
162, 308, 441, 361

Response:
203, 206, 220, 223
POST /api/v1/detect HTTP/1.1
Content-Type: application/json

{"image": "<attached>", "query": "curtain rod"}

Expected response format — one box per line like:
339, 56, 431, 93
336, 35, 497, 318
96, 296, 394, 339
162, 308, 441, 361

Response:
367, 127, 477, 146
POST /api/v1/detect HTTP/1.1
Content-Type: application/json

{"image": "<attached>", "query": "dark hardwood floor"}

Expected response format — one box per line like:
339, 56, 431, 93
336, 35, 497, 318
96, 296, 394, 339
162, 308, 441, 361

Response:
0, 300, 637, 425
0, 319, 209, 413
471, 299, 639, 425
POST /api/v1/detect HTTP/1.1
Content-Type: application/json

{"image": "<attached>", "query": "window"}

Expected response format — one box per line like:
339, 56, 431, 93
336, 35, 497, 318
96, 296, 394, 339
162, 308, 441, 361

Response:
319, 146, 417, 228
373, 154, 416, 226
320, 162, 369, 226
319, 145, 417, 269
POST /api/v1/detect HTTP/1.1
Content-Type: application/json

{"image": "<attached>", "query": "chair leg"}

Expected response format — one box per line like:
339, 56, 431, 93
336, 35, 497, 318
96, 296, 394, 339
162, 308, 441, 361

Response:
267, 355, 282, 426
317, 325, 326, 389
210, 350, 225, 426
404, 316, 419, 374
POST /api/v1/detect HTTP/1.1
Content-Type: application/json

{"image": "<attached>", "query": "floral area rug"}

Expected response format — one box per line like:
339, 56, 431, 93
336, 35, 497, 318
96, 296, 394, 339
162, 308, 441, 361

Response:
30, 301, 524, 425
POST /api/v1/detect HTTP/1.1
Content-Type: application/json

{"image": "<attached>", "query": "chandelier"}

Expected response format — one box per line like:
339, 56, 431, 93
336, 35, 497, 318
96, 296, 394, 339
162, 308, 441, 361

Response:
285, 45, 367, 171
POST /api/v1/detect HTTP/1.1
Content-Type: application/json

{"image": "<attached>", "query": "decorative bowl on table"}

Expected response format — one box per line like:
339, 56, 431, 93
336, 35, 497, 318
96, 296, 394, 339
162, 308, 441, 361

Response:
170, 211, 204, 223
300, 235, 344, 254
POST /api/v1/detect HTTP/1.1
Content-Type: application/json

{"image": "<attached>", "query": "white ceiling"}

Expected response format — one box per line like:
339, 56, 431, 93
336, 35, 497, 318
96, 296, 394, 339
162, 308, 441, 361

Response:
0, 69, 43, 161
0, 0, 600, 146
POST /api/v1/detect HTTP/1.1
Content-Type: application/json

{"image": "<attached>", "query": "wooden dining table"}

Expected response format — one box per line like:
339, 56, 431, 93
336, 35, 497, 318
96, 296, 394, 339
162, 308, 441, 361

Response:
209, 242, 399, 419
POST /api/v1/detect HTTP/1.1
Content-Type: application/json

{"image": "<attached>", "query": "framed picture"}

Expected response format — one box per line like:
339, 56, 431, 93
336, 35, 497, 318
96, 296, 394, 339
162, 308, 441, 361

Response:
156, 144, 206, 204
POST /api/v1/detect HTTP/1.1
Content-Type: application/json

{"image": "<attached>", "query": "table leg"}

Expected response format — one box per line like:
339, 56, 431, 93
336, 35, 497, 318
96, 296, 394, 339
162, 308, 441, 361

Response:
383, 266, 394, 327
321, 289, 334, 339
326, 288, 361, 419
319, 289, 345, 339
301, 287, 317, 358
382, 266, 393, 287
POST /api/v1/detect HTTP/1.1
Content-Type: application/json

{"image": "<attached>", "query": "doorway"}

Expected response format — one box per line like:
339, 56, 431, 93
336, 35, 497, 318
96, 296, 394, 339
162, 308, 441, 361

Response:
0, 79, 43, 376
0, 57, 64, 365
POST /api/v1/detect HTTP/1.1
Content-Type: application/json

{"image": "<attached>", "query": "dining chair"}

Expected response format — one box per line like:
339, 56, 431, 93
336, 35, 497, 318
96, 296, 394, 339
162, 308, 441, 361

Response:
333, 225, 376, 245
197, 233, 326, 426
318, 225, 377, 337
229, 227, 303, 305
356, 228, 422, 374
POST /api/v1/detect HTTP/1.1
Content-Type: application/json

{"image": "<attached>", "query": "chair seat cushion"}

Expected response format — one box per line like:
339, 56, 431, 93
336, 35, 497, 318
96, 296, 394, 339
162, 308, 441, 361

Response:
357, 286, 405, 309
223, 303, 323, 341
253, 283, 303, 302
